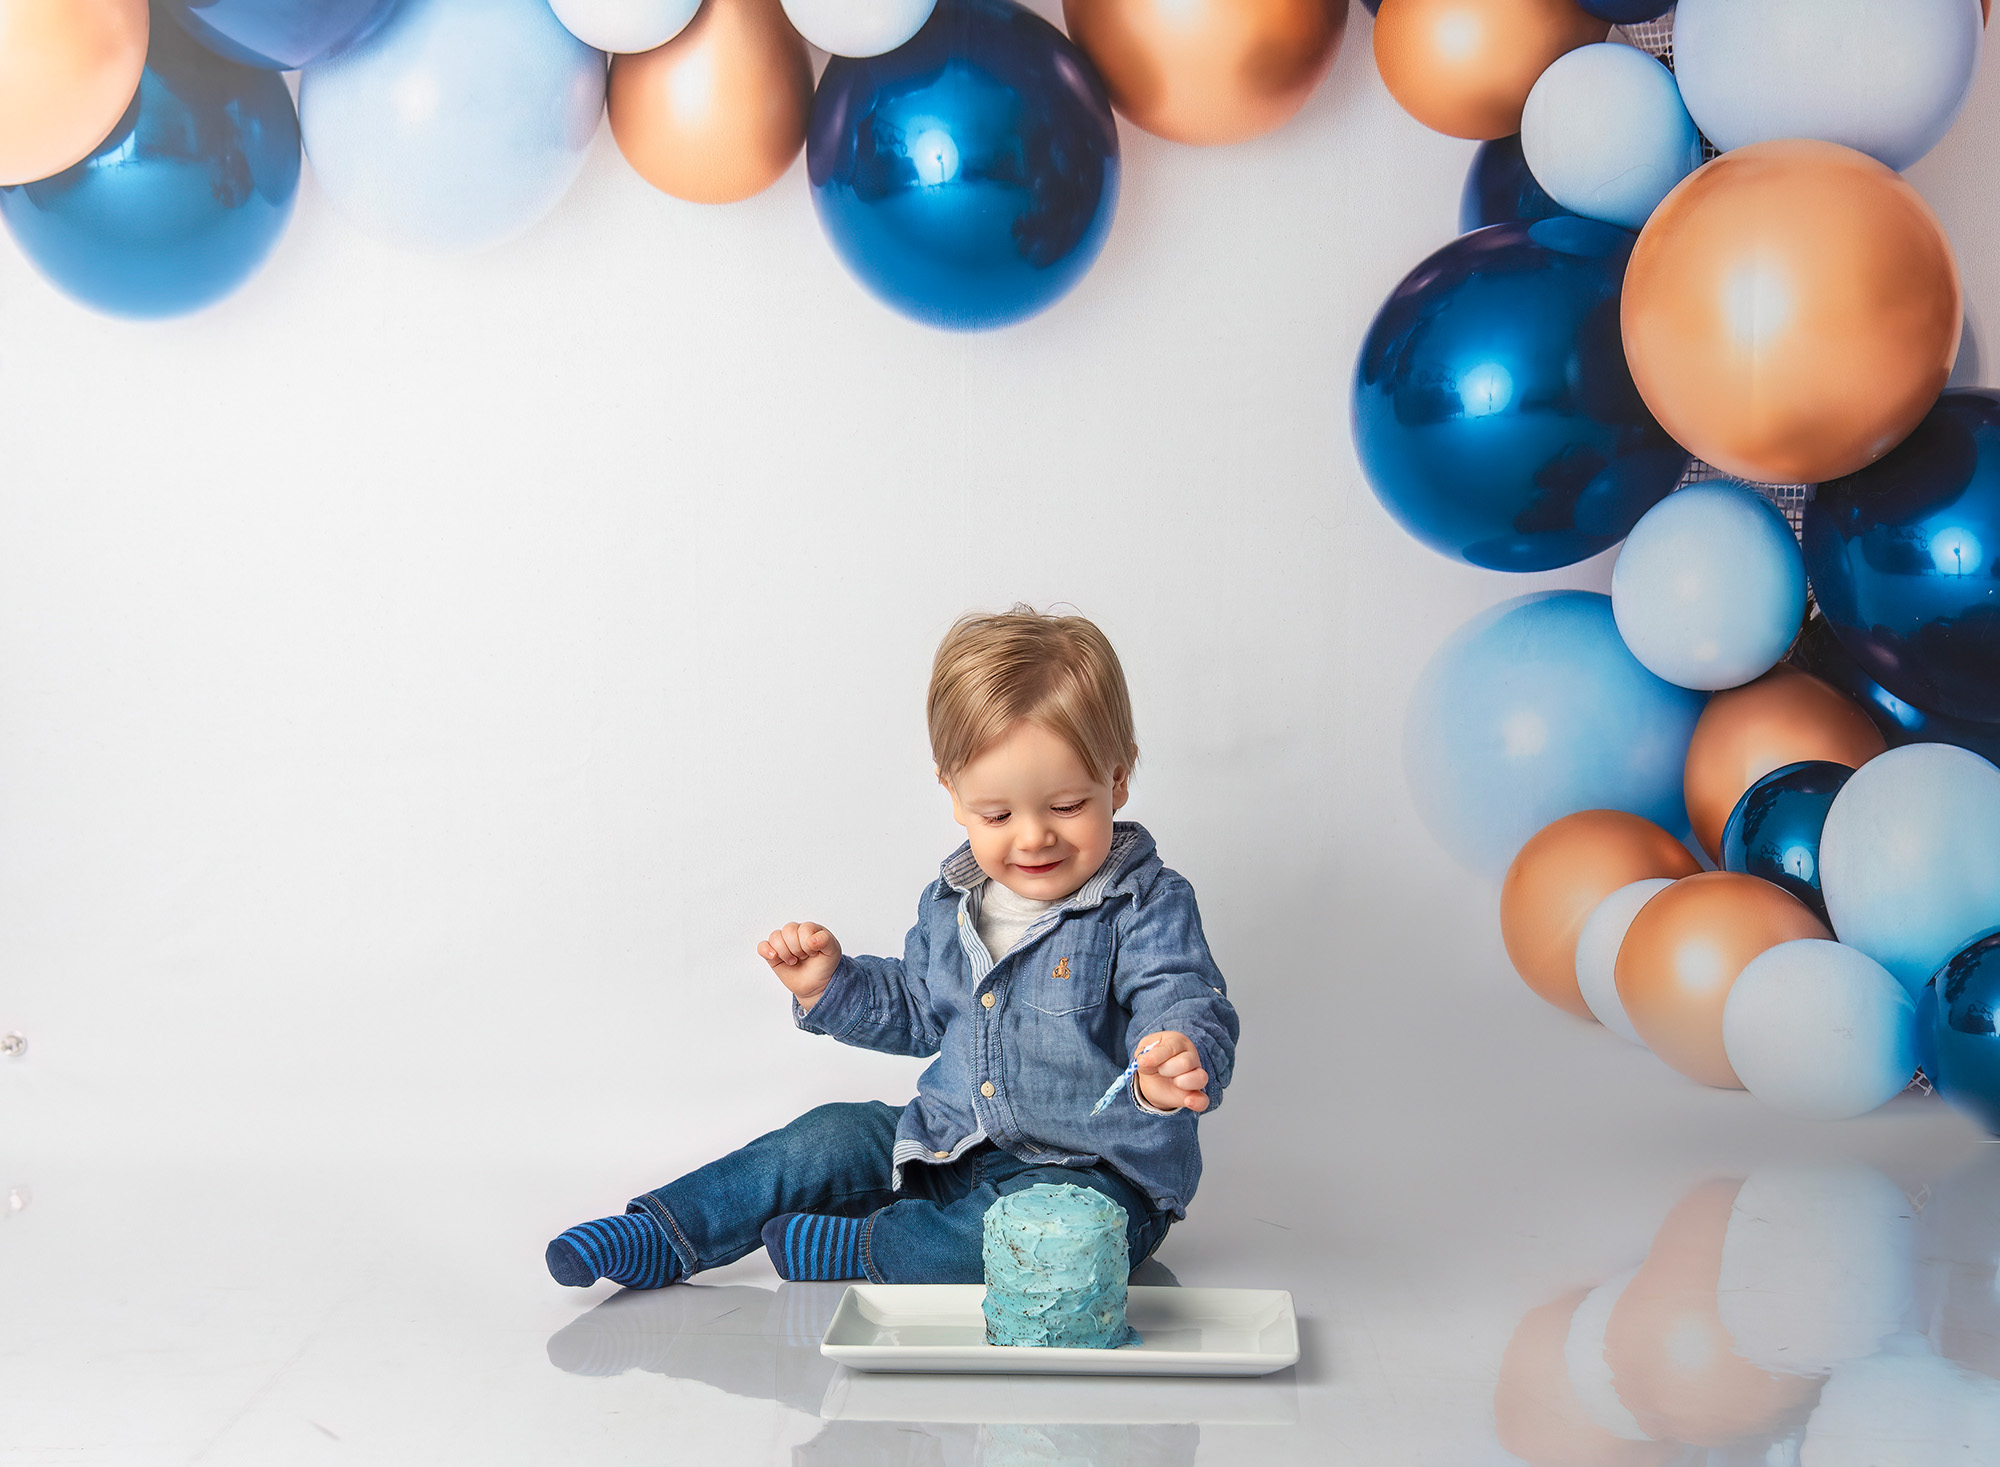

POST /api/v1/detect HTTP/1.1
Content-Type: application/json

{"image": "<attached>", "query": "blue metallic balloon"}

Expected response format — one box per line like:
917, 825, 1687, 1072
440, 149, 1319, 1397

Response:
1360, 0, 1379, 11
1789, 615, 2000, 766
807, 0, 1118, 331
1353, 217, 1686, 572
164, 0, 399, 70
1720, 760, 1853, 924
1804, 390, 2000, 726
1459, 134, 1570, 234
0, 18, 299, 319
1577, 0, 1673, 20
1924, 929, 2000, 1135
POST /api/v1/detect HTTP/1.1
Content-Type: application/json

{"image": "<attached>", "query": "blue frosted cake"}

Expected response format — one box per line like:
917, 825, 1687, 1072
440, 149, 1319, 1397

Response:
981, 1184, 1140, 1348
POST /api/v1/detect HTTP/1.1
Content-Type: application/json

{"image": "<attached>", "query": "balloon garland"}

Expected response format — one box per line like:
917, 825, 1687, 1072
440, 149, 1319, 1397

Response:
3, 0, 1999, 1131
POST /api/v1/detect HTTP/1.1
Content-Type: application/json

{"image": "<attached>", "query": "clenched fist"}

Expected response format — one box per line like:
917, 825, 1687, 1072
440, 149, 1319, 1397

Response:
758, 922, 842, 1010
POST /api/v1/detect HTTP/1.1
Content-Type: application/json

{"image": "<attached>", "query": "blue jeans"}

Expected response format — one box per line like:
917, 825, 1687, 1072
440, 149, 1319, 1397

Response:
628, 1101, 1174, 1284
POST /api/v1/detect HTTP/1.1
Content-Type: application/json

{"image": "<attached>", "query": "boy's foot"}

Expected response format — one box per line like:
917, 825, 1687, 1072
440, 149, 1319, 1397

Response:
546, 1211, 683, 1289
762, 1213, 866, 1281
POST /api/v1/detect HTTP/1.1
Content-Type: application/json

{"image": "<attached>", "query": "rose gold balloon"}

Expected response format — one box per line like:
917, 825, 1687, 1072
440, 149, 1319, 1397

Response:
1624, 139, 1962, 485
609, 0, 812, 205
1615, 873, 1830, 1088
1062, 0, 1348, 147
1372, 0, 1606, 141
0, 0, 148, 187
1495, 1288, 1681, 1467
1683, 665, 1886, 859
1502, 810, 1700, 1020
1605, 1180, 1821, 1445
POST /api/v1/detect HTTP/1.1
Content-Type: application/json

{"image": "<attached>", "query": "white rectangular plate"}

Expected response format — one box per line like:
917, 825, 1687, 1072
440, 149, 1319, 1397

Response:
820, 1285, 1298, 1377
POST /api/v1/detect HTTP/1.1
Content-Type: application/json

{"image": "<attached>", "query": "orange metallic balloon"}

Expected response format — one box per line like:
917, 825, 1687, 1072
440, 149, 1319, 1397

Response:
1372, 0, 1606, 141
1062, 0, 1348, 147
1682, 665, 1886, 859
1502, 810, 1700, 1021
1605, 1180, 1821, 1445
608, 0, 812, 206
1615, 873, 1830, 1088
1624, 140, 1962, 485
0, 0, 148, 187
1495, 1288, 1681, 1467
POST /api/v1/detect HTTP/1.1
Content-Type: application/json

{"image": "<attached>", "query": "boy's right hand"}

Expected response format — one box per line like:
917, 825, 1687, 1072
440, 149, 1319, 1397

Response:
759, 922, 842, 1011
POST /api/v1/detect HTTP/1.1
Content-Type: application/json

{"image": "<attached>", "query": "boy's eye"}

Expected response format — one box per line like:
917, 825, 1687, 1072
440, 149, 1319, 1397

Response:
981, 812, 1009, 826
1051, 802, 1085, 816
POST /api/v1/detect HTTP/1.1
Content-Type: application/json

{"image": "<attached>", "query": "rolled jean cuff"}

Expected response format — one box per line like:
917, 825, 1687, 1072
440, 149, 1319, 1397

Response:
627, 1193, 701, 1276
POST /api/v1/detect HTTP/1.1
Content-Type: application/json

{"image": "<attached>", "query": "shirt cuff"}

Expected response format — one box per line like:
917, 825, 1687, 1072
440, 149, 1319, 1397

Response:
1130, 1075, 1175, 1116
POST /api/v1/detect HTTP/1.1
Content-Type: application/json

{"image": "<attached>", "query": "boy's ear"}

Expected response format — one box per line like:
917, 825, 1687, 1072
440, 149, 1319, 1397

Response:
1111, 763, 1131, 811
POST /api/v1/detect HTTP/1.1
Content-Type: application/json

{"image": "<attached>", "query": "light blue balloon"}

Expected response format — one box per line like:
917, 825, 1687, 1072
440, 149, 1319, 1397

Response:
299, 0, 604, 253
1404, 591, 1707, 877
1611, 481, 1807, 690
1820, 744, 2000, 997
1519, 43, 1702, 232
1723, 939, 1916, 1120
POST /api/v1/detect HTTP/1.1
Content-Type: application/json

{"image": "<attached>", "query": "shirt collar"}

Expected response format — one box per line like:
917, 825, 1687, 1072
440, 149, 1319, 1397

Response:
937, 825, 1146, 912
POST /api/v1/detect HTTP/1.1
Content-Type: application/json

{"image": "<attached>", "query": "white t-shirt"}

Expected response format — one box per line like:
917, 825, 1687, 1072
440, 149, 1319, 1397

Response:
974, 881, 1057, 961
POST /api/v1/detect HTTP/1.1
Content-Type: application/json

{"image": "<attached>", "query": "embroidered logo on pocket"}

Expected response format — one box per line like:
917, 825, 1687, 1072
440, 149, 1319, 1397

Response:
1054, 958, 1071, 981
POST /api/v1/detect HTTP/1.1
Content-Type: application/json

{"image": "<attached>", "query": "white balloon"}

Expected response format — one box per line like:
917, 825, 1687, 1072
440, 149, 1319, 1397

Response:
1674, 0, 1982, 173
1521, 43, 1702, 232
1802, 1337, 2000, 1466
781, 0, 935, 56
1718, 1164, 1914, 1376
1723, 939, 1916, 1120
1575, 878, 1674, 1045
1563, 1270, 1657, 1443
549, 0, 700, 53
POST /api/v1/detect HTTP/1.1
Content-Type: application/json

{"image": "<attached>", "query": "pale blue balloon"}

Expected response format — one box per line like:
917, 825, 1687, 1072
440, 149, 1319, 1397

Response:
1404, 591, 1707, 877
1675, 0, 1981, 173
299, 0, 605, 253
1611, 481, 1807, 691
1520, 43, 1702, 231
1820, 744, 2000, 996
1723, 939, 1916, 1120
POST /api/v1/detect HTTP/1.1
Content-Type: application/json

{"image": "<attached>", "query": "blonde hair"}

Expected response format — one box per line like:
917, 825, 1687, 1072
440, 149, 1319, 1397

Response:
928, 605, 1138, 787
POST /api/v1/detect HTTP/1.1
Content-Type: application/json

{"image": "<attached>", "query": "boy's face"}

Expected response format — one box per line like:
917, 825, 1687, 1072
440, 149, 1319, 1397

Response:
945, 721, 1129, 902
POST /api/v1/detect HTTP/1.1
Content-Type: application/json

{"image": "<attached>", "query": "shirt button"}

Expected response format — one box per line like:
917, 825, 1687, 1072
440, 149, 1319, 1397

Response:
934, 1150, 950, 1159
957, 912, 965, 926
981, 992, 995, 1009
980, 1081, 995, 1098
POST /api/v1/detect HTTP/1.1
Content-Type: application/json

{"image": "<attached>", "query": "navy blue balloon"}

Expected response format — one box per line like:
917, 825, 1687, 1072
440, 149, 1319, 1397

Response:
1352, 216, 1686, 571
0, 20, 299, 319
1804, 389, 2000, 726
164, 0, 399, 70
1360, 0, 1379, 11
1789, 614, 2000, 765
1924, 929, 2000, 1135
1577, 0, 1673, 20
1719, 759, 1853, 924
1459, 134, 1570, 234
807, 0, 1118, 331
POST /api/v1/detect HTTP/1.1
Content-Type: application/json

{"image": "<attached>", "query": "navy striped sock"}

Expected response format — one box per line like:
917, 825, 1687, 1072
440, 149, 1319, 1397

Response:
761, 1213, 865, 1281
546, 1211, 683, 1289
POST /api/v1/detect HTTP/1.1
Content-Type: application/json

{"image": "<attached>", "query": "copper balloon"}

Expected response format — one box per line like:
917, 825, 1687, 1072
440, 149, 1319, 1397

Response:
1062, 0, 1347, 147
1624, 139, 1962, 485
0, 0, 148, 187
1605, 1180, 1821, 1445
1372, 0, 1606, 141
1495, 1288, 1681, 1467
1615, 873, 1830, 1088
1502, 810, 1700, 1021
1683, 665, 1885, 859
608, 0, 812, 206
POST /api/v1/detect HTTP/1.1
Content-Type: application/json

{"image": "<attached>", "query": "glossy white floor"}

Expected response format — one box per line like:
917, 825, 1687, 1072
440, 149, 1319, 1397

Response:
7, 993, 1996, 1465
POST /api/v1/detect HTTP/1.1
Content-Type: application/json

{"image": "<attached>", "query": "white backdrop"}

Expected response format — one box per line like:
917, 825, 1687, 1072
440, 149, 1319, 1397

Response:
2, 7, 1996, 1210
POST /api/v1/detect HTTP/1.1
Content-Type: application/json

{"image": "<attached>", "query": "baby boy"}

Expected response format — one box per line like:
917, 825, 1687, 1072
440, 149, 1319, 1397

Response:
547, 606, 1240, 1287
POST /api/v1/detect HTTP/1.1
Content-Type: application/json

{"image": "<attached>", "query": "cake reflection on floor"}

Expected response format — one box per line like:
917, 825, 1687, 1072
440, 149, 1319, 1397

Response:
544, 1256, 1298, 1460
1496, 1152, 2000, 1465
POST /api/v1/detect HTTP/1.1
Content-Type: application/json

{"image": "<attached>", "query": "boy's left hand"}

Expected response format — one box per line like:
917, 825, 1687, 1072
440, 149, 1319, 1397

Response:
1134, 1031, 1210, 1113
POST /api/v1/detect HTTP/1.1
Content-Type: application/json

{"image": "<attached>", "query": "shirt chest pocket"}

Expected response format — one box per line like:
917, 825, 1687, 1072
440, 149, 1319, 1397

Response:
1016, 929, 1113, 1017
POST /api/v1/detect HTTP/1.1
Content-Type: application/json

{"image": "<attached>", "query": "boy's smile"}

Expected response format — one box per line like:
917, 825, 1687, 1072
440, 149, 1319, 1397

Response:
945, 721, 1131, 902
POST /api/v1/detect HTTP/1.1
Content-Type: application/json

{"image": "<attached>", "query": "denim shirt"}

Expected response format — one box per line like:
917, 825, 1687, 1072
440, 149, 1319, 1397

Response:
796, 822, 1238, 1217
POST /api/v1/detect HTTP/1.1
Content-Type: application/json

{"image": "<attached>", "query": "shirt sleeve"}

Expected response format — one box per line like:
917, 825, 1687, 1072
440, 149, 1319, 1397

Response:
794, 902, 943, 1059
1111, 872, 1240, 1111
